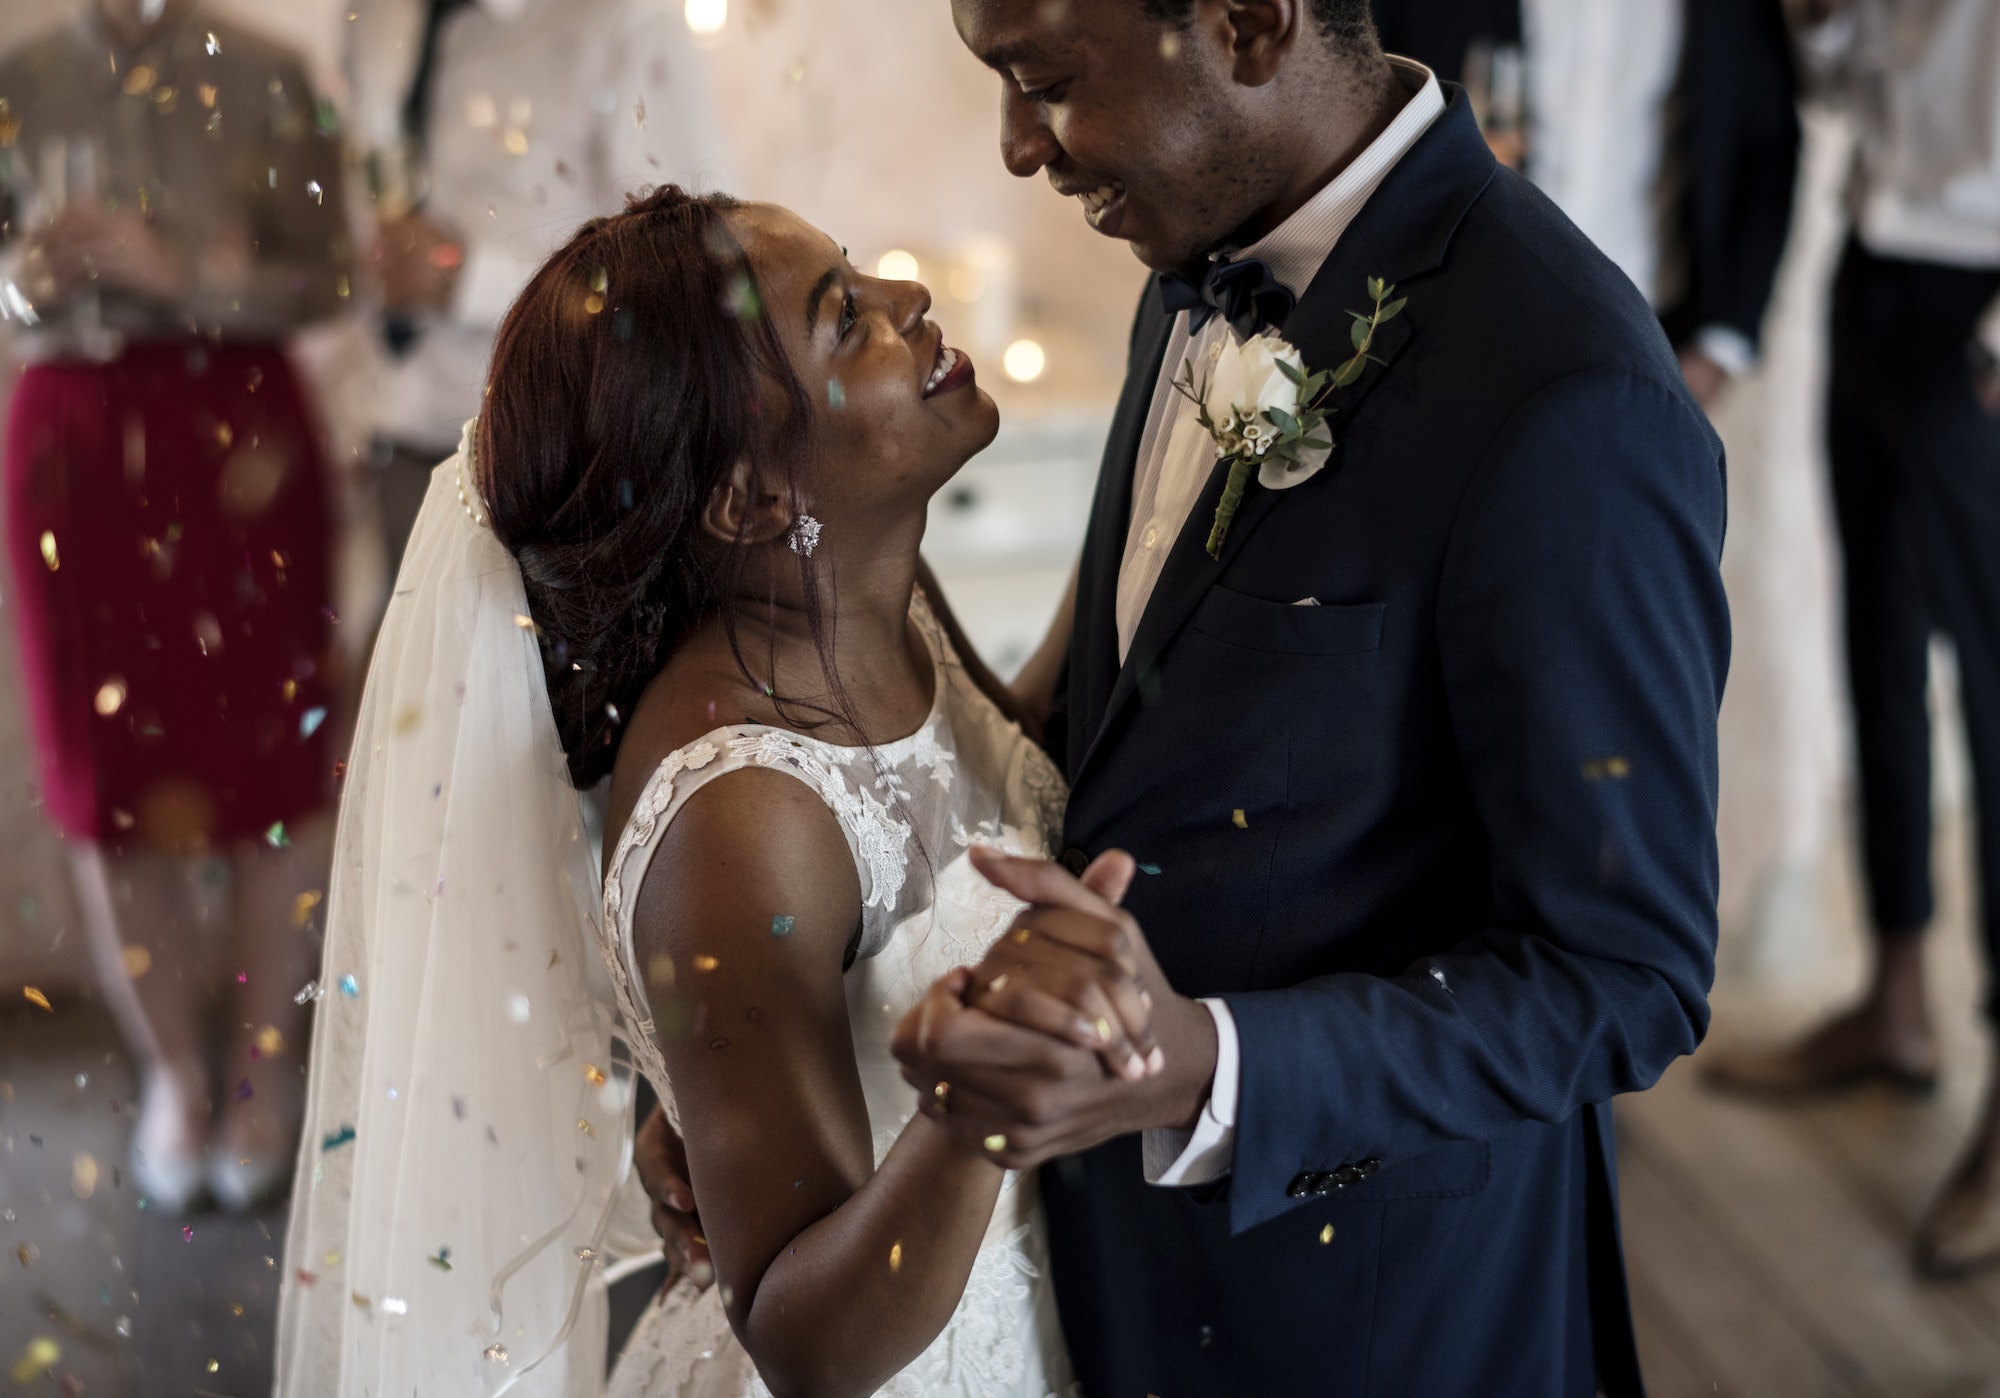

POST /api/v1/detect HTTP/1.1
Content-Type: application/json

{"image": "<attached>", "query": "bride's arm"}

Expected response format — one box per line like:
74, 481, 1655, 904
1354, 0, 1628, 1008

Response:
632, 768, 1013, 1398
915, 556, 1077, 743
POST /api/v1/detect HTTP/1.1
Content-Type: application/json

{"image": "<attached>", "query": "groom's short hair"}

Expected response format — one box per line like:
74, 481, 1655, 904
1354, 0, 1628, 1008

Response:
1141, 0, 1376, 52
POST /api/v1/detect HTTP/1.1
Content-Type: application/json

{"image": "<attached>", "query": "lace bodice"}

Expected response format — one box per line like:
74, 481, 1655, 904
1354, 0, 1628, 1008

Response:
595, 589, 1074, 1398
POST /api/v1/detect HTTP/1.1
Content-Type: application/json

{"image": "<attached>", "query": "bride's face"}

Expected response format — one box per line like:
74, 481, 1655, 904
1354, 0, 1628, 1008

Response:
728, 204, 1000, 529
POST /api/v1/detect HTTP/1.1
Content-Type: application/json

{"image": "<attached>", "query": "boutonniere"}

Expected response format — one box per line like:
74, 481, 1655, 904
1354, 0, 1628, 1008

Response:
1173, 277, 1407, 559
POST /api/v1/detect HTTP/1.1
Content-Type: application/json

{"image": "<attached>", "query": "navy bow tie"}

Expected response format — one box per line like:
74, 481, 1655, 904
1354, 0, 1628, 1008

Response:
1157, 255, 1297, 339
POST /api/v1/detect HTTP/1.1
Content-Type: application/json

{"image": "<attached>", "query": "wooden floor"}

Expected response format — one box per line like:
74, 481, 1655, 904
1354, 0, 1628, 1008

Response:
1622, 809, 2000, 1398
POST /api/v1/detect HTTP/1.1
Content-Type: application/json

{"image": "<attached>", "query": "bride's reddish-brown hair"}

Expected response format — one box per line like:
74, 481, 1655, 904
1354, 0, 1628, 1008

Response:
478, 186, 823, 786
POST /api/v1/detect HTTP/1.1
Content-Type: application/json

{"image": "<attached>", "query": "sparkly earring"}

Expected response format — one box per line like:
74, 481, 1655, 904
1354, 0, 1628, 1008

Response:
788, 515, 822, 557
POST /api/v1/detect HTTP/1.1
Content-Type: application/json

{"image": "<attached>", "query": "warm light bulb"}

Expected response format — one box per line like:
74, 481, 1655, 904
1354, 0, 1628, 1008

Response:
685, 0, 727, 36
876, 249, 921, 282
1003, 339, 1047, 383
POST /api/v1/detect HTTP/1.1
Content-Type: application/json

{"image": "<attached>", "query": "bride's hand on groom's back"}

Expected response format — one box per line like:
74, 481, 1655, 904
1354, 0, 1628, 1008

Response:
890, 849, 1221, 1171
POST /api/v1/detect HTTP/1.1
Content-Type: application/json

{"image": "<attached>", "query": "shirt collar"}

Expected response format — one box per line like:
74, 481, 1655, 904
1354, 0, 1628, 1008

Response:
1238, 57, 1446, 295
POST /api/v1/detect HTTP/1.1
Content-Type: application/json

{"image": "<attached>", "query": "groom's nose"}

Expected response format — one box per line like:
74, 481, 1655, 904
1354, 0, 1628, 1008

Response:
999, 85, 1061, 178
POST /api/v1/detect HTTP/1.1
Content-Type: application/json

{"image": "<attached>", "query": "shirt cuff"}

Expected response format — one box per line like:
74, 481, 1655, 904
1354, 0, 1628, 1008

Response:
1692, 324, 1757, 379
1976, 294, 2000, 361
1142, 997, 1239, 1187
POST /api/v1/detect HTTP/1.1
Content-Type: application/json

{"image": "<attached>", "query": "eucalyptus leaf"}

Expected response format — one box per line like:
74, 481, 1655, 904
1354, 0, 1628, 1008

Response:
1350, 319, 1371, 351
1331, 357, 1366, 387
1268, 406, 1300, 435
1367, 276, 1385, 301
1276, 358, 1307, 386
1378, 297, 1407, 322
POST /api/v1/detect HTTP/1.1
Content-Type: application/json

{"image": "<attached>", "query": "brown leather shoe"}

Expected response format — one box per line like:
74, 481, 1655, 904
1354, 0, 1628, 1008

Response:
1702, 1005, 1940, 1098
1917, 1143, 2000, 1278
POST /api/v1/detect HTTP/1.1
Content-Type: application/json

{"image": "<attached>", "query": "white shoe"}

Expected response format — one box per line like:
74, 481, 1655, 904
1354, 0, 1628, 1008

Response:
131, 1064, 209, 1214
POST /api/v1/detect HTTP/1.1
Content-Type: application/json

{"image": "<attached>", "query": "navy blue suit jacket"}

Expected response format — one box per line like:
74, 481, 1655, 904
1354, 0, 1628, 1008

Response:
1041, 89, 1729, 1397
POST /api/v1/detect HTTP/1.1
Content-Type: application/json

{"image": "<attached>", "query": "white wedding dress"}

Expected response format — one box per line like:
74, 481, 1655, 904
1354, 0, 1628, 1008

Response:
594, 590, 1077, 1398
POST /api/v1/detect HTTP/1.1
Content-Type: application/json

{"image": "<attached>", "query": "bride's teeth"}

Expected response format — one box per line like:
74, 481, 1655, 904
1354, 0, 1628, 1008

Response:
925, 347, 958, 394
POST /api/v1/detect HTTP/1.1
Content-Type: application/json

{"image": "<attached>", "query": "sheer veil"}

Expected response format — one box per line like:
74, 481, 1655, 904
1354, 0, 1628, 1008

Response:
276, 423, 631, 1396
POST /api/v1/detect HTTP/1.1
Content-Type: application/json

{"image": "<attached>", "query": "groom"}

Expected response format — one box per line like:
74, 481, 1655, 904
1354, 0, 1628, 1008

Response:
893, 0, 1730, 1392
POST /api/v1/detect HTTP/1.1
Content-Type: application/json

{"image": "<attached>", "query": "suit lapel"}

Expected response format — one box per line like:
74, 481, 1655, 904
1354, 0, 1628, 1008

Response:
1073, 86, 1497, 789
1067, 293, 1177, 778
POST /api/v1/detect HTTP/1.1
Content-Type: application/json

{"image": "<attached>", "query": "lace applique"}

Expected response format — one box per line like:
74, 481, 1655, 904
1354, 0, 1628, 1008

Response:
729, 731, 912, 912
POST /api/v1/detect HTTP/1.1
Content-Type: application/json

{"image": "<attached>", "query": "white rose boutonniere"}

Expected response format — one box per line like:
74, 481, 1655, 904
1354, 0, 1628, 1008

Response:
1174, 277, 1407, 558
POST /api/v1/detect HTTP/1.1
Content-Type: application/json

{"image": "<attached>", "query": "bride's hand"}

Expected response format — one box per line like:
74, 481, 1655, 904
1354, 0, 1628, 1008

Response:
635, 1102, 713, 1291
963, 847, 1162, 1081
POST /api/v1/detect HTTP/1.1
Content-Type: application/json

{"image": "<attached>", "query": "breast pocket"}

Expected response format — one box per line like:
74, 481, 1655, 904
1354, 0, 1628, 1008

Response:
1190, 585, 1386, 657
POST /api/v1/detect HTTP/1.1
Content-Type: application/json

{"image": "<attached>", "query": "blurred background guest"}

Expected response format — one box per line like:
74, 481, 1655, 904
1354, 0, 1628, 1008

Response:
343, 0, 730, 589
1370, 0, 1802, 408
0, 0, 349, 1214
1708, 0, 2000, 1279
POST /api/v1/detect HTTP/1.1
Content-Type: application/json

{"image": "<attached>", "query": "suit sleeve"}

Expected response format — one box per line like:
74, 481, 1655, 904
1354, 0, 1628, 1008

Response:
1219, 368, 1730, 1236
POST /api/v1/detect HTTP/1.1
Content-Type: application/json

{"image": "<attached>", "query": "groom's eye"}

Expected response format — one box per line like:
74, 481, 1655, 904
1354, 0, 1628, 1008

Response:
1016, 76, 1069, 105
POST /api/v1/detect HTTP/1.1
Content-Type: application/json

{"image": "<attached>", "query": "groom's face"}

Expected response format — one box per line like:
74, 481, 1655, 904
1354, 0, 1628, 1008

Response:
953, 0, 1277, 274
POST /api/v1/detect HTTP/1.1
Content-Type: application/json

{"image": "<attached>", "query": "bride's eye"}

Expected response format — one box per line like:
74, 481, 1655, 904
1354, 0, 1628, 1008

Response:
839, 291, 858, 339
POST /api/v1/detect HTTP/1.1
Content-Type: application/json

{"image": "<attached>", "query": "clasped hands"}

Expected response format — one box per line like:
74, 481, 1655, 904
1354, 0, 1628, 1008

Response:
889, 845, 1217, 1172
634, 845, 1218, 1290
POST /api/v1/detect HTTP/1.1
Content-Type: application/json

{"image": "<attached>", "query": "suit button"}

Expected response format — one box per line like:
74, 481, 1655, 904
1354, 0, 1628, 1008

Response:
1306, 1172, 1337, 1195
1333, 1166, 1363, 1188
1286, 1173, 1316, 1198
1358, 1158, 1381, 1178
1060, 846, 1089, 876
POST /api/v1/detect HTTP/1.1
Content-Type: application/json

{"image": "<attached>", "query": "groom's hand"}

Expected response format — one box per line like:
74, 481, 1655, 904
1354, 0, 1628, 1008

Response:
634, 1102, 713, 1291
889, 848, 1219, 1171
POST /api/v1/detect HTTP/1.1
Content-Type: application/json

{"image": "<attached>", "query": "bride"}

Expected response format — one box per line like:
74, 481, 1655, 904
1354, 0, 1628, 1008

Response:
274, 185, 1153, 1396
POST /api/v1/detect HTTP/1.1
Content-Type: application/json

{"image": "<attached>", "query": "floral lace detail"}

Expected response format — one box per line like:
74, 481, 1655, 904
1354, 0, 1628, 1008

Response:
729, 730, 913, 913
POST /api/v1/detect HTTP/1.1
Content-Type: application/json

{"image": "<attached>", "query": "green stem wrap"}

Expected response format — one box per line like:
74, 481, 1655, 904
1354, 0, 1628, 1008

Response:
1206, 456, 1256, 559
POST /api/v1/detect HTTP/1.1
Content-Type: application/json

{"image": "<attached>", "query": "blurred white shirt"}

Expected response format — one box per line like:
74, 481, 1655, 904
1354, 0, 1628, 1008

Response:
347, 0, 733, 452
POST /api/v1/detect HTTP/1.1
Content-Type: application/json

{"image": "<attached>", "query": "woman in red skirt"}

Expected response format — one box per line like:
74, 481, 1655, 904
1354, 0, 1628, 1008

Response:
1, 0, 350, 1212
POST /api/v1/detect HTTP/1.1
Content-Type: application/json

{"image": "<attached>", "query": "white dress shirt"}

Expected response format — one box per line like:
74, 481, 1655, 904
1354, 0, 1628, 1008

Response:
346, 0, 733, 451
1804, 0, 2000, 352
1128, 59, 1445, 1186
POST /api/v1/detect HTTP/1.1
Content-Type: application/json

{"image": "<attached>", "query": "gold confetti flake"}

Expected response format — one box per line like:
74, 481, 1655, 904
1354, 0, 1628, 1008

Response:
394, 705, 424, 734
577, 1118, 595, 1137
888, 1241, 902, 1273
121, 946, 152, 979
692, 955, 718, 973
583, 1064, 606, 1086
71, 1153, 98, 1200
9, 1337, 59, 1384
1095, 1018, 1112, 1042
254, 1025, 285, 1058
94, 679, 127, 716
22, 987, 51, 1012
646, 954, 677, 989
292, 890, 323, 926
121, 64, 156, 95
38, 531, 57, 571
1319, 1223, 1335, 1245
1582, 756, 1632, 782
983, 1134, 1008, 1153
1231, 809, 1248, 829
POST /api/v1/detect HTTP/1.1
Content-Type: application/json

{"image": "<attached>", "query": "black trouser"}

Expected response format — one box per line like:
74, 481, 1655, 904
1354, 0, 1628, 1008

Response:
1827, 240, 2000, 1019
371, 437, 451, 586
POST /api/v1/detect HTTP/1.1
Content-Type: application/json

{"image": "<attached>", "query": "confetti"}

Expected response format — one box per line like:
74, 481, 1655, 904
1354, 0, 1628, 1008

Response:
1581, 756, 1631, 782
9, 1338, 58, 1384
292, 891, 323, 927
23, 987, 51, 1012
484, 1345, 509, 1364
14, 1242, 36, 1267
207, 1358, 220, 1374
265, 822, 291, 848
632, 96, 646, 130
1137, 863, 1161, 875
1160, 31, 1182, 58
576, 1246, 597, 1262
513, 613, 538, 632
1095, 1018, 1112, 1042
583, 1064, 606, 1086
889, 1241, 902, 1273
71, 1154, 97, 1200
770, 914, 795, 937
300, 706, 327, 738
692, 955, 718, 972
205, 31, 220, 54
121, 946, 152, 979
827, 378, 846, 410
339, 974, 359, 998
94, 679, 127, 716
382, 1297, 408, 1315
322, 1125, 356, 1152
182, 1226, 194, 1242
294, 979, 323, 1005
1231, 809, 1248, 828
1429, 967, 1451, 993
394, 705, 423, 733
429, 1247, 452, 1272
1319, 1223, 1335, 1244
983, 1134, 1008, 1153
307, 179, 323, 204
578, 1118, 596, 1136
507, 993, 531, 1023
38, 531, 57, 571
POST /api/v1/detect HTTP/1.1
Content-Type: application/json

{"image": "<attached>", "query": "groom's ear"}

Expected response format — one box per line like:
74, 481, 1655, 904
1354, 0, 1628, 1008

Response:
1221, 0, 1305, 87
700, 458, 796, 548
